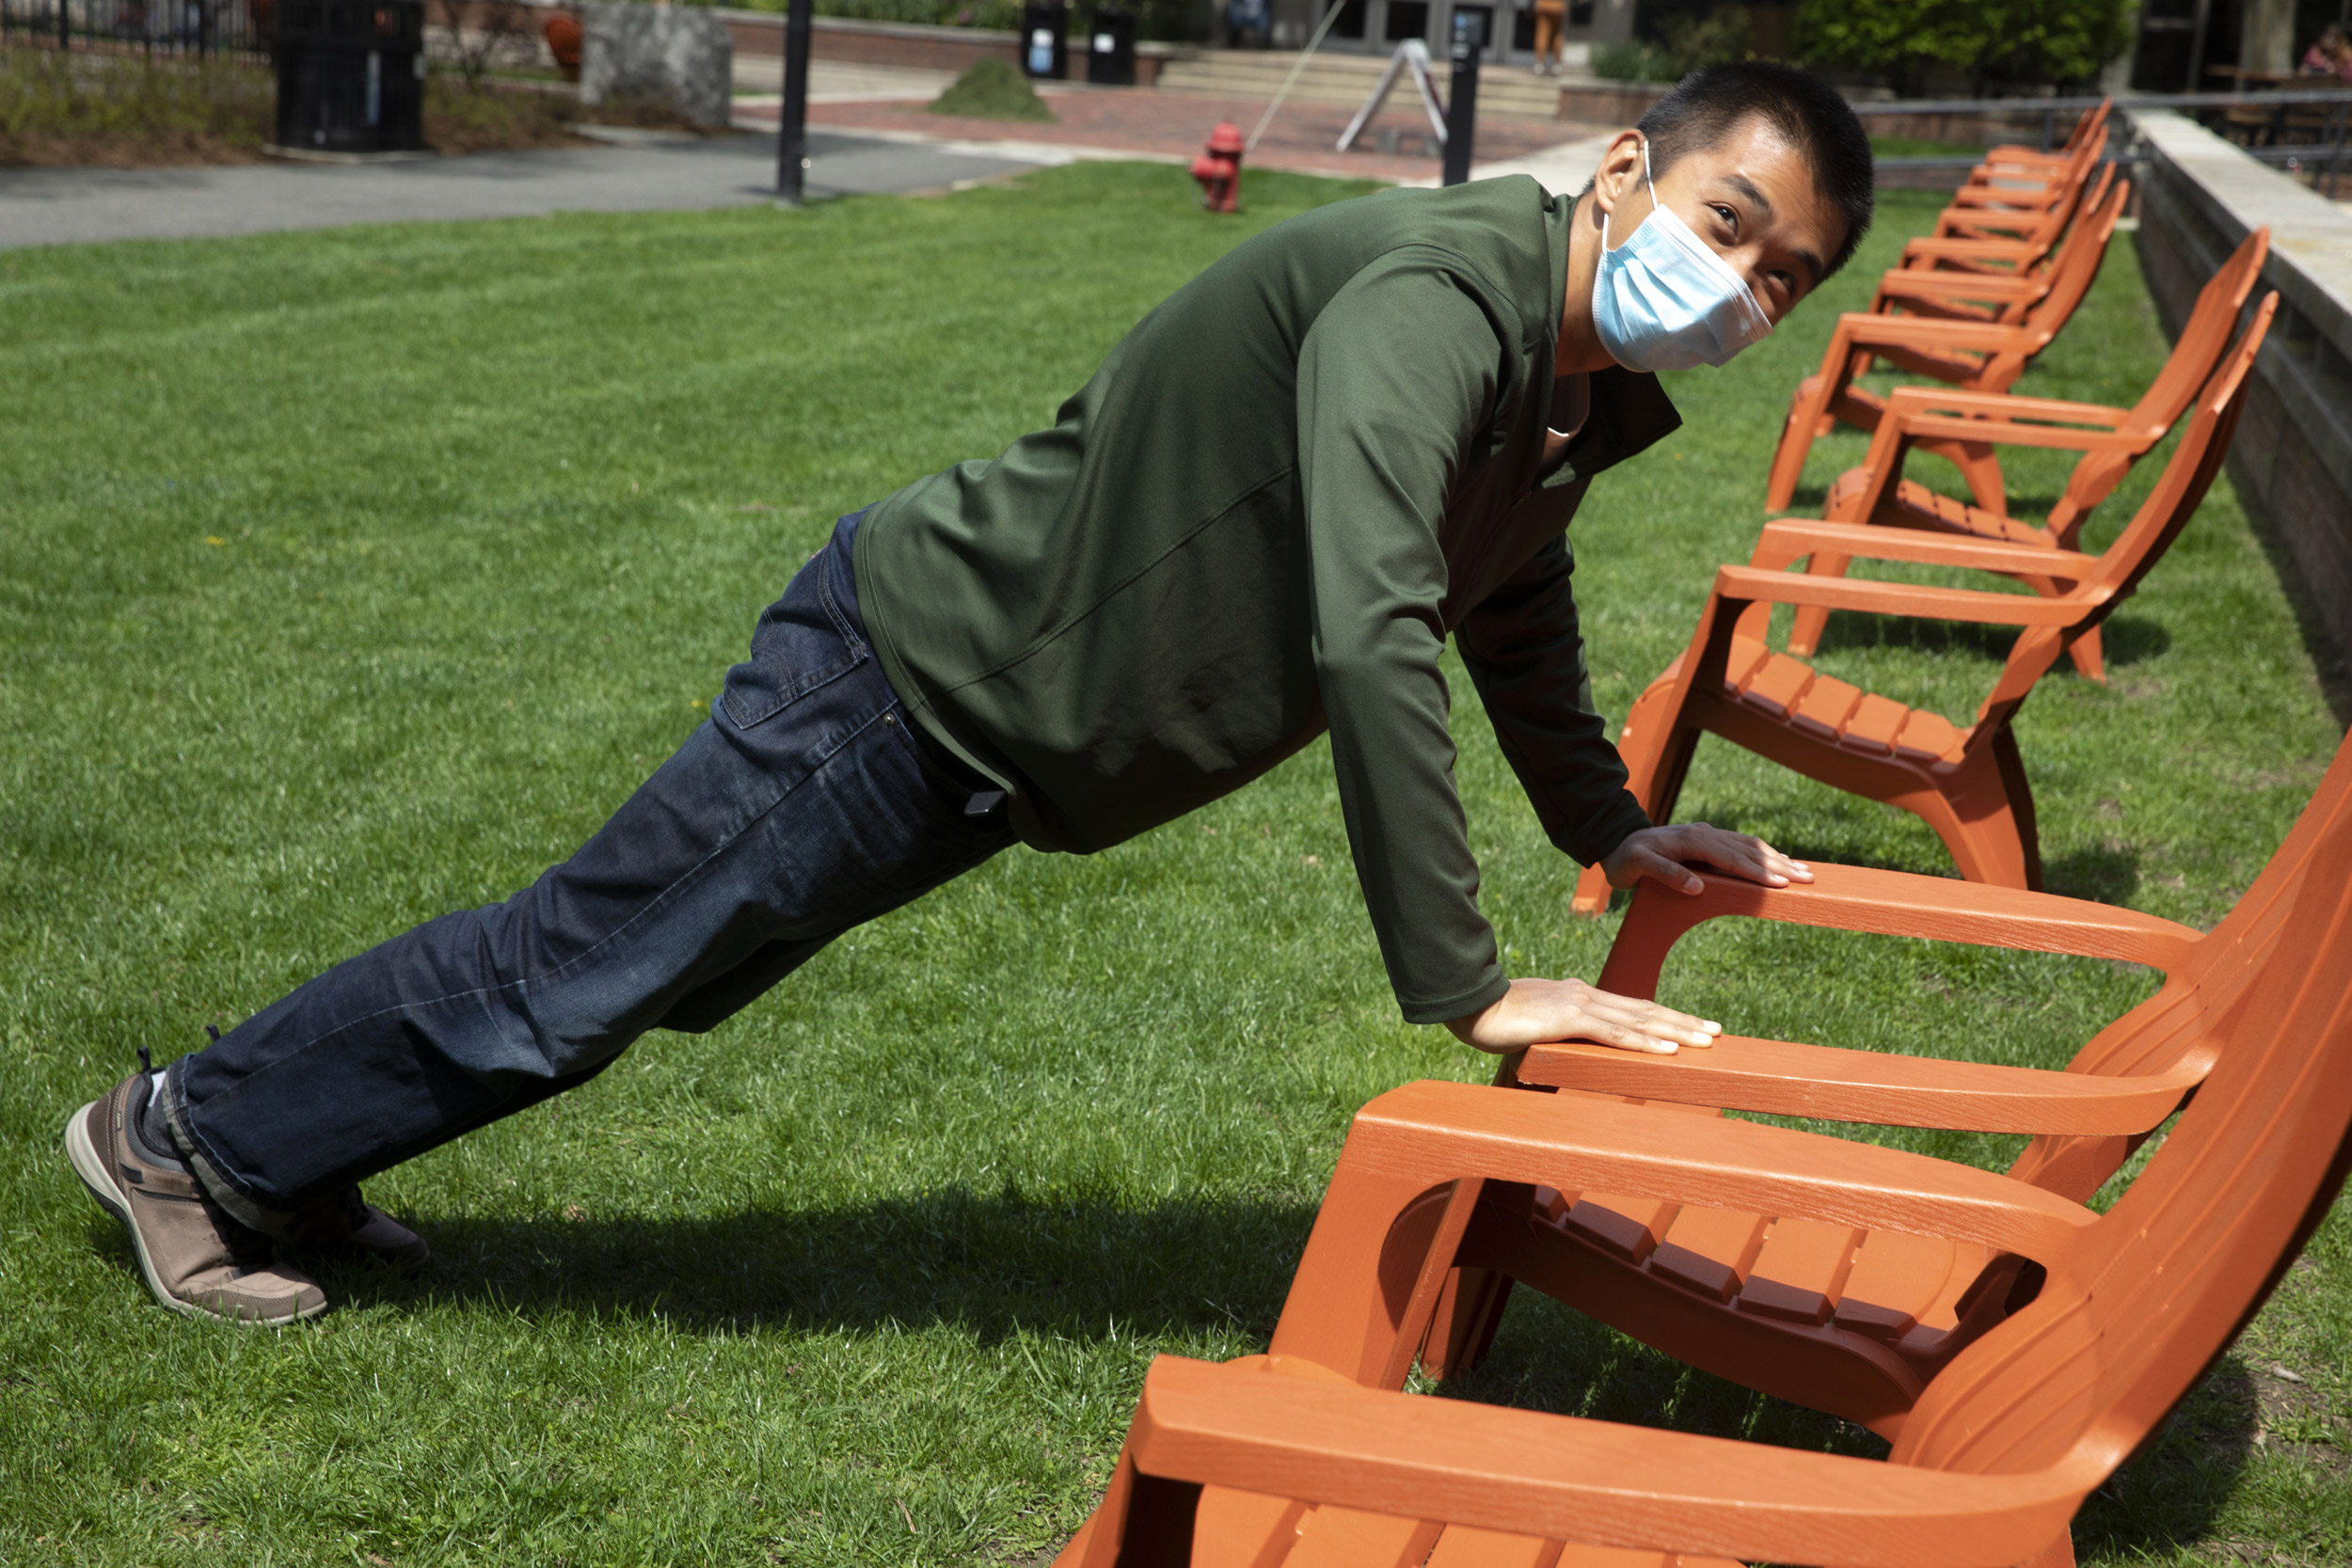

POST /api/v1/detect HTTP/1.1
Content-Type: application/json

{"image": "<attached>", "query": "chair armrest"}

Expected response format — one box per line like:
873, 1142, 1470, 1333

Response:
1883, 386, 2130, 427
1903, 236, 2042, 262
1346, 1080, 2100, 1264
1982, 145, 2073, 168
1937, 211, 2049, 237
1833, 312, 2035, 353
1880, 408, 2143, 452
1753, 518, 2094, 579
1878, 272, 2044, 304
1713, 563, 2081, 625
1513, 1034, 2198, 1136
1948, 185, 2062, 212
1595, 863, 2201, 996
1124, 1355, 2086, 1568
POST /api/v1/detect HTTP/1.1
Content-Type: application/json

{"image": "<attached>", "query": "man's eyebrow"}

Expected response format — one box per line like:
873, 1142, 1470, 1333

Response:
1720, 171, 1823, 288
1724, 172, 1775, 220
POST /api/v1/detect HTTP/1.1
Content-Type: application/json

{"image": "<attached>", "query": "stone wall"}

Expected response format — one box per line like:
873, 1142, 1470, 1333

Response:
2130, 108, 2352, 674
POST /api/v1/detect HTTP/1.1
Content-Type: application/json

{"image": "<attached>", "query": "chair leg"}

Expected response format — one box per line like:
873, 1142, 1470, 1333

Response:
1417, 1264, 1515, 1381
2010, 1532, 2077, 1568
1989, 723, 2044, 890
1572, 680, 1702, 915
1913, 436, 2007, 516
1786, 552, 1852, 658
1903, 735, 2042, 891
2065, 625, 2105, 683
1766, 373, 1831, 512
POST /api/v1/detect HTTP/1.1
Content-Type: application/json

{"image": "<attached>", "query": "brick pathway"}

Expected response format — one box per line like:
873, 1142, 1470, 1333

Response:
737, 84, 1605, 185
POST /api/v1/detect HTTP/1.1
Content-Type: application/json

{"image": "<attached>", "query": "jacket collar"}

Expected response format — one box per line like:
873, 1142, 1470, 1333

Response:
1535, 364, 1682, 492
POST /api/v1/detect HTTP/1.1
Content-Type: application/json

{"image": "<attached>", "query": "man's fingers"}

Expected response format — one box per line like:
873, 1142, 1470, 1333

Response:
1581, 994, 1720, 1044
1632, 848, 1704, 894
1568, 1021, 1681, 1055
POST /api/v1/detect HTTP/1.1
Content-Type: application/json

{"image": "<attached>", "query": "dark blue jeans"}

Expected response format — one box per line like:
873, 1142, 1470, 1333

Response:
167, 513, 1015, 1219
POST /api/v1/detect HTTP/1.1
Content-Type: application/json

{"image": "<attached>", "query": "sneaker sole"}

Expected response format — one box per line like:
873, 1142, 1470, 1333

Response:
63, 1101, 325, 1326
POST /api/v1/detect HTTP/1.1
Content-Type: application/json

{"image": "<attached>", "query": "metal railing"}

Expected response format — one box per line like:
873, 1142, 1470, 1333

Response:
1842, 89, 2352, 196
0, 0, 271, 58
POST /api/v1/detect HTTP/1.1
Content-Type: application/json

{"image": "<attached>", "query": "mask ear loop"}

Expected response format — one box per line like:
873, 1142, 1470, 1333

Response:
1637, 132, 1774, 344
1598, 134, 1656, 253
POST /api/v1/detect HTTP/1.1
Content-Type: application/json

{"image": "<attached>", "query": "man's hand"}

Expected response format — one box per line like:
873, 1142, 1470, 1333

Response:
1445, 976, 1722, 1056
1600, 821, 1813, 897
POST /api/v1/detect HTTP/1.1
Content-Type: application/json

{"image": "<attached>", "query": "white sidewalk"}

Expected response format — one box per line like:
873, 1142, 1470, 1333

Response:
1400, 130, 1616, 194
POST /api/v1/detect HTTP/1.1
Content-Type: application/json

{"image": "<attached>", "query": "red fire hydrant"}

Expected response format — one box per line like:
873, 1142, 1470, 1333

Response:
1190, 121, 1245, 214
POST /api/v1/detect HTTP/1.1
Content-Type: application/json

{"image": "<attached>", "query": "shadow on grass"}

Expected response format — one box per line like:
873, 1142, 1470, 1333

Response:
1811, 609, 2171, 670
2072, 1353, 2262, 1559
292, 1188, 1321, 1342
1436, 1287, 1894, 1463
2238, 495, 2352, 725
2044, 840, 2142, 904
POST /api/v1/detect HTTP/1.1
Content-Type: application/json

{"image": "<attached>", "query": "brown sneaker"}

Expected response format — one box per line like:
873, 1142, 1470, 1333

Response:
64, 1073, 326, 1324
282, 1185, 431, 1275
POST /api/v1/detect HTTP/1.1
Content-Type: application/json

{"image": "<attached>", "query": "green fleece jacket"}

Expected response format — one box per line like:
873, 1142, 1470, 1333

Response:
855, 176, 1678, 1023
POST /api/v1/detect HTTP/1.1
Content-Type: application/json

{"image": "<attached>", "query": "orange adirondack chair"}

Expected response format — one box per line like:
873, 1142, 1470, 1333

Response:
1936, 121, 2108, 226
1870, 165, 2117, 325
1421, 721, 2349, 1440
1057, 728, 2352, 1568
1762, 175, 2131, 516
1789, 231, 2274, 683
1570, 293, 2275, 914
1977, 99, 2111, 179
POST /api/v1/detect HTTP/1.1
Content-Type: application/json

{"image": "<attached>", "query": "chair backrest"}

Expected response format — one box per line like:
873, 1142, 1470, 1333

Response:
2018, 170, 2130, 338
2042, 226, 2271, 542
2021, 157, 2116, 285
1891, 728, 2352, 1483
1971, 292, 2278, 732
2061, 99, 2113, 157
2008, 708, 2352, 1197
2120, 226, 2273, 430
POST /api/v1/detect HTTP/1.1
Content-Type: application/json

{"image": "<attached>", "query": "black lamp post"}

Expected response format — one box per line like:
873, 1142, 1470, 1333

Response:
777, 0, 815, 204
1441, 8, 1481, 187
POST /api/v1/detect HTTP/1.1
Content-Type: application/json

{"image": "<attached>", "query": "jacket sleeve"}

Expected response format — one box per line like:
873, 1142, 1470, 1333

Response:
1296, 252, 1518, 1026
1455, 533, 1652, 866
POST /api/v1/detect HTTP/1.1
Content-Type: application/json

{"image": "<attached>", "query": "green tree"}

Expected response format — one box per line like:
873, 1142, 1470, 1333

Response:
1794, 0, 2132, 96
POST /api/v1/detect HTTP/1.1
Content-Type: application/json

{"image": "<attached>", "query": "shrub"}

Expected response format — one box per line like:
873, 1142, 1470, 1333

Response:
1662, 4, 1754, 74
1794, 0, 2131, 96
0, 52, 273, 164
1591, 40, 1677, 81
1594, 6, 1755, 84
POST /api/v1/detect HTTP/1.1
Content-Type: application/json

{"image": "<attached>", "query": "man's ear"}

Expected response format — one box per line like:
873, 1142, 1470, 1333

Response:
1587, 130, 1647, 225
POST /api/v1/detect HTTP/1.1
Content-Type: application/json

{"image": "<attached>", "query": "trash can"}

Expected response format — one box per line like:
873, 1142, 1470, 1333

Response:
271, 0, 427, 154
1020, 0, 1069, 80
1085, 7, 1136, 86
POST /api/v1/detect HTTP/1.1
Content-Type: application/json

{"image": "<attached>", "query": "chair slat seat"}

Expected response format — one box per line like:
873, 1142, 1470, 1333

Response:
1707, 634, 1974, 766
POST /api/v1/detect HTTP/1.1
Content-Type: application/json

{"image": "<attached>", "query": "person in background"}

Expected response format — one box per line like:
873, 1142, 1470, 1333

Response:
1532, 0, 1566, 75
1227, 0, 1268, 49
2302, 23, 2352, 82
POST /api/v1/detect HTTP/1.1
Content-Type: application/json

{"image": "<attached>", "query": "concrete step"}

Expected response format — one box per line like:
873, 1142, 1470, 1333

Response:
1153, 48, 1565, 122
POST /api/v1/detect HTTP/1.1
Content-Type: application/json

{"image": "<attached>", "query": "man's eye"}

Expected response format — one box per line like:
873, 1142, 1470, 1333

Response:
1710, 204, 1738, 231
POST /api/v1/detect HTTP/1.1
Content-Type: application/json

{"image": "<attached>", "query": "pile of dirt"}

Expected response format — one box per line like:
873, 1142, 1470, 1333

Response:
928, 57, 1056, 122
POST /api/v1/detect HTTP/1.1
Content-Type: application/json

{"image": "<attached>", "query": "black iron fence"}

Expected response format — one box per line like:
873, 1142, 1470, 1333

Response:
0, 0, 272, 57
1847, 89, 2352, 196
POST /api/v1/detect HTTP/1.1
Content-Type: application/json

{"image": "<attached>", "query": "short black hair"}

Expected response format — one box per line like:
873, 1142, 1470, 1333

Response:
1636, 60, 1874, 282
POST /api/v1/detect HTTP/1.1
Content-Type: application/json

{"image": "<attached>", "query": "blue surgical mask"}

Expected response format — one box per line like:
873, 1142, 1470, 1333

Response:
1591, 138, 1773, 372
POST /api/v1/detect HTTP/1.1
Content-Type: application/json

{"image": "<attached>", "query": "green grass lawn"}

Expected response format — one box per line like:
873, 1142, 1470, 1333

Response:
1, 164, 2345, 1565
